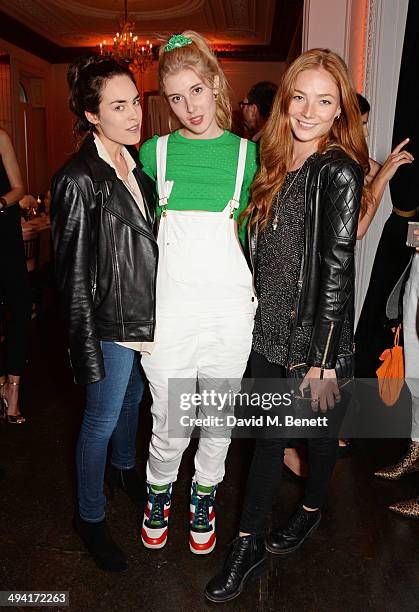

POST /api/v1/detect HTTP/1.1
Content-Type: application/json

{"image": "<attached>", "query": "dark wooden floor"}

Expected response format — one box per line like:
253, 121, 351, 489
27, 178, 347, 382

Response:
0, 300, 418, 612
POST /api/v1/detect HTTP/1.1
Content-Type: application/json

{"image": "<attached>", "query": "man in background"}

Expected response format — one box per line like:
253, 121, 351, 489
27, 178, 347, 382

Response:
240, 81, 278, 142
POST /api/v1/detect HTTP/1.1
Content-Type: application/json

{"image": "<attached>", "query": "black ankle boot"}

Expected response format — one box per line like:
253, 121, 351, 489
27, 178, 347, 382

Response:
205, 535, 267, 602
266, 504, 321, 555
105, 464, 147, 510
74, 515, 128, 572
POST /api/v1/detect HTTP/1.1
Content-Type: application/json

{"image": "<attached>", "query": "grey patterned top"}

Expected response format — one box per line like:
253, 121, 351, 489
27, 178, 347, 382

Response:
252, 154, 352, 366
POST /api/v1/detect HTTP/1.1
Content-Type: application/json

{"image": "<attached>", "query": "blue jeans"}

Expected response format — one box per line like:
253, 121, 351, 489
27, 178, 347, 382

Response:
76, 341, 144, 522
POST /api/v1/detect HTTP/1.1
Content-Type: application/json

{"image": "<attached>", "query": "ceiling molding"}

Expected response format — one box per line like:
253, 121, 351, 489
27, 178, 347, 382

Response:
46, 0, 206, 20
0, 0, 303, 63
224, 0, 257, 34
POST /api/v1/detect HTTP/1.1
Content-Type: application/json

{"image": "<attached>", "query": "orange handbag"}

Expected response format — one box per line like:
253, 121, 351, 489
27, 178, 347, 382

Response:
376, 325, 404, 406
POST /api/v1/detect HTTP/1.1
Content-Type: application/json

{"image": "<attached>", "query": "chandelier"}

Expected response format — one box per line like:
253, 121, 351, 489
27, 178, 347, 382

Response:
99, 0, 153, 73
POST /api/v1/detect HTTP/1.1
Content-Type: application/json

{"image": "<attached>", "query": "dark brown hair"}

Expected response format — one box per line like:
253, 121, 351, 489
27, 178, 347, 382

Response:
248, 81, 278, 119
67, 56, 136, 136
356, 93, 370, 115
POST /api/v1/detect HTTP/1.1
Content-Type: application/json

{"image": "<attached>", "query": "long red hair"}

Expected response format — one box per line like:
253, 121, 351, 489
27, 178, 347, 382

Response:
245, 49, 371, 230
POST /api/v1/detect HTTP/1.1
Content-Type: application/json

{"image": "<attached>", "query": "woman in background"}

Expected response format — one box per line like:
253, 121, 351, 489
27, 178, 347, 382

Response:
0, 128, 30, 424
356, 93, 412, 240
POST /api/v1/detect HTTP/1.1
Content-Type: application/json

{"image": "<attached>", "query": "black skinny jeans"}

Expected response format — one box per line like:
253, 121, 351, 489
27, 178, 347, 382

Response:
239, 350, 342, 535
0, 205, 31, 376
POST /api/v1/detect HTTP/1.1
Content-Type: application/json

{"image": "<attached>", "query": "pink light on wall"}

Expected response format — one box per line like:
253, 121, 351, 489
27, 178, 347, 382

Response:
349, 0, 369, 93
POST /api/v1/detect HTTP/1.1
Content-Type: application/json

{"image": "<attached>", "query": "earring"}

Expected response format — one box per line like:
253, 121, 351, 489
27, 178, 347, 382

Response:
335, 114, 341, 120
214, 92, 218, 99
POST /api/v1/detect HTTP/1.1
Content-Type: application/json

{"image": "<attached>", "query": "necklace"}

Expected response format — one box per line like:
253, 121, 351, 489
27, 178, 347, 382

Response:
272, 164, 304, 231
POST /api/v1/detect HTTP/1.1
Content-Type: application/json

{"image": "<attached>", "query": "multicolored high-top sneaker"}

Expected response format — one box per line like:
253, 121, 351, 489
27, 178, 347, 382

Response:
141, 483, 172, 549
189, 482, 217, 555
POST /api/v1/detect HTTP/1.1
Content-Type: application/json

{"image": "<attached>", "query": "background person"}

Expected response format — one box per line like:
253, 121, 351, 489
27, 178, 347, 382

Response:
0, 128, 31, 425
51, 56, 158, 572
337, 93, 414, 454
355, 93, 416, 379
356, 93, 413, 240
240, 81, 278, 142
387, 247, 419, 518
387, 232, 419, 518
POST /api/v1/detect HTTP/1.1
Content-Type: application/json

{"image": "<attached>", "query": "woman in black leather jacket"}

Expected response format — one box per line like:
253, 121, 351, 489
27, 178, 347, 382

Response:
205, 49, 369, 602
51, 56, 157, 572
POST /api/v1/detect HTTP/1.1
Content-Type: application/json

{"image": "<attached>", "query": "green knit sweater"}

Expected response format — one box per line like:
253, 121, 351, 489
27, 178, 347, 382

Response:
139, 130, 258, 244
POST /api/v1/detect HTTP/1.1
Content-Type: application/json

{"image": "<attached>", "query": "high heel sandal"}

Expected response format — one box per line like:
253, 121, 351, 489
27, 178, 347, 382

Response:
0, 381, 26, 425
0, 382, 5, 422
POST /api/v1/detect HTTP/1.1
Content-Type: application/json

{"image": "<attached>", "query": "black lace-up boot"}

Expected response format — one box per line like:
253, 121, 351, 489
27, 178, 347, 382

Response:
266, 504, 321, 555
205, 534, 267, 602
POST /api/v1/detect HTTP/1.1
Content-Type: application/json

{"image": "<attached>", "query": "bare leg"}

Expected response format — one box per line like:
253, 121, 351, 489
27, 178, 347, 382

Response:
0, 374, 25, 422
284, 446, 308, 477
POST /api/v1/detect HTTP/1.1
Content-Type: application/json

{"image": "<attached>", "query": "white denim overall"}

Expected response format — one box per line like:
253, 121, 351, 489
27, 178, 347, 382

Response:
141, 135, 256, 486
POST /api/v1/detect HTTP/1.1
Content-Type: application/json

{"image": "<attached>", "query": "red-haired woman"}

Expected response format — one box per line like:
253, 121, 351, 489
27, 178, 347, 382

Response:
205, 48, 369, 602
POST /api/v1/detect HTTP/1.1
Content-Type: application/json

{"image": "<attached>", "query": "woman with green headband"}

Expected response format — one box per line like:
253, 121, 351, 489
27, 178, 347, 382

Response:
139, 31, 258, 555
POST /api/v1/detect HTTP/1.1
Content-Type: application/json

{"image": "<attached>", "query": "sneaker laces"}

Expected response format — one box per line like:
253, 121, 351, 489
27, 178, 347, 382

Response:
149, 490, 171, 526
193, 493, 215, 529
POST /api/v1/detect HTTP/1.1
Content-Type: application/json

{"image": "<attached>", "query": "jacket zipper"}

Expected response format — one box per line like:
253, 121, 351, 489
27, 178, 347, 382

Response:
321, 321, 335, 369
91, 186, 106, 302
104, 181, 124, 337
91, 279, 96, 300
109, 215, 124, 337
248, 222, 259, 299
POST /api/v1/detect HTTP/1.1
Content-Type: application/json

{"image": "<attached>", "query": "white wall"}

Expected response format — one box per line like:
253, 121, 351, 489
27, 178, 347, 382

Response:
303, 0, 353, 58
302, 0, 369, 88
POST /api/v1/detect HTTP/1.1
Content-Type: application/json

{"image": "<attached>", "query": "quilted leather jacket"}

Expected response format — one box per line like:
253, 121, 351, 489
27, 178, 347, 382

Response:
249, 148, 363, 369
51, 134, 158, 385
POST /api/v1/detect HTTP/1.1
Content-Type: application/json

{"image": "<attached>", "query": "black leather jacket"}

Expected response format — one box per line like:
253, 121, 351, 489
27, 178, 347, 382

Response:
51, 134, 158, 385
249, 148, 363, 369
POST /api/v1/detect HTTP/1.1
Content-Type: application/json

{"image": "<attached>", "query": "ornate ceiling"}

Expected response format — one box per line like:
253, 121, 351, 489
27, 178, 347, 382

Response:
0, 0, 275, 46
0, 0, 303, 62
